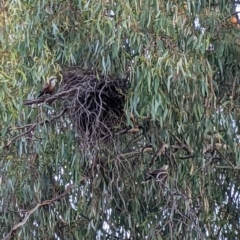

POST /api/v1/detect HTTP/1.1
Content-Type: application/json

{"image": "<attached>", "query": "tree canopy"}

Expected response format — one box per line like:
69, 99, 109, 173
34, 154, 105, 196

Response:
1, 0, 240, 239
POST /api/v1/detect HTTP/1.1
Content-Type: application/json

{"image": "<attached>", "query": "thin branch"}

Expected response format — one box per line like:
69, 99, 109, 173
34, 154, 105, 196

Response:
214, 148, 235, 169
4, 125, 35, 150
108, 147, 153, 163
169, 131, 193, 155
149, 142, 169, 169
1, 184, 74, 240
23, 88, 76, 106
222, 11, 240, 22
213, 11, 240, 37
0, 205, 28, 214
4, 108, 68, 149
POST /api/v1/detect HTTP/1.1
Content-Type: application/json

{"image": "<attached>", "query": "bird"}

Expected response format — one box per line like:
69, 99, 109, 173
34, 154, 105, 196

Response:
38, 76, 57, 98
144, 165, 169, 182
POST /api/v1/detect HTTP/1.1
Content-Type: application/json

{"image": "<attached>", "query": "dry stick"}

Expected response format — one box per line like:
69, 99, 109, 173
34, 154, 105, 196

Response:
23, 88, 76, 106
1, 185, 74, 240
4, 108, 68, 149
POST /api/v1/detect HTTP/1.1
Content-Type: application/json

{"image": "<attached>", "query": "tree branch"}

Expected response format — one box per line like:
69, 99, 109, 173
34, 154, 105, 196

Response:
4, 108, 68, 149
23, 88, 76, 106
1, 185, 74, 240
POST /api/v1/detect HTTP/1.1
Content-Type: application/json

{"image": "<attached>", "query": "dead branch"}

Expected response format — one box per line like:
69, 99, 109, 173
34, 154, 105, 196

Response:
23, 88, 76, 106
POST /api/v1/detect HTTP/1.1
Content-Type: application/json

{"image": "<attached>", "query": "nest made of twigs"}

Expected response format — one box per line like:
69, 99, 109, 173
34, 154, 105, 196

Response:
58, 67, 128, 144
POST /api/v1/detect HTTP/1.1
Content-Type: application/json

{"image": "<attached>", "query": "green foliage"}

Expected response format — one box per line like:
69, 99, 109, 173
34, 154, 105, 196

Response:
1, 0, 240, 239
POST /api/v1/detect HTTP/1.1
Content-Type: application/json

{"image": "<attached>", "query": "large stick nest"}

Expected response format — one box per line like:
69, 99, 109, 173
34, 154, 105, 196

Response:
58, 67, 129, 144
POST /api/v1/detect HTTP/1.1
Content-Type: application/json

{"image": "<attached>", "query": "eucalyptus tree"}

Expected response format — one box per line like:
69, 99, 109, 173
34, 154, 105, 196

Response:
1, 0, 240, 239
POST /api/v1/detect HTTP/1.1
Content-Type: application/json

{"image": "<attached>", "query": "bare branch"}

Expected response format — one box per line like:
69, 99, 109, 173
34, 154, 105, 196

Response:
4, 108, 68, 149
1, 185, 74, 240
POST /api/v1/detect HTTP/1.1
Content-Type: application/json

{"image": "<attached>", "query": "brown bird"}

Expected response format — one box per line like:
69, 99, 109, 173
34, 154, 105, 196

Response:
38, 76, 57, 97
144, 165, 169, 182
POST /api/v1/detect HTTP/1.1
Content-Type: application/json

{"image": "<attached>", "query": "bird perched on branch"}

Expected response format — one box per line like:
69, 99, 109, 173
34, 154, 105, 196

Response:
38, 76, 57, 97
143, 165, 169, 183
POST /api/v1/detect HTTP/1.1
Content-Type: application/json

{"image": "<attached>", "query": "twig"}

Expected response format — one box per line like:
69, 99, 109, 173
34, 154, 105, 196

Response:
4, 108, 68, 149
170, 132, 193, 154
4, 125, 35, 149
214, 148, 235, 169
108, 147, 153, 163
0, 205, 28, 214
214, 11, 240, 37
1, 184, 74, 240
23, 88, 76, 106
149, 142, 169, 169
